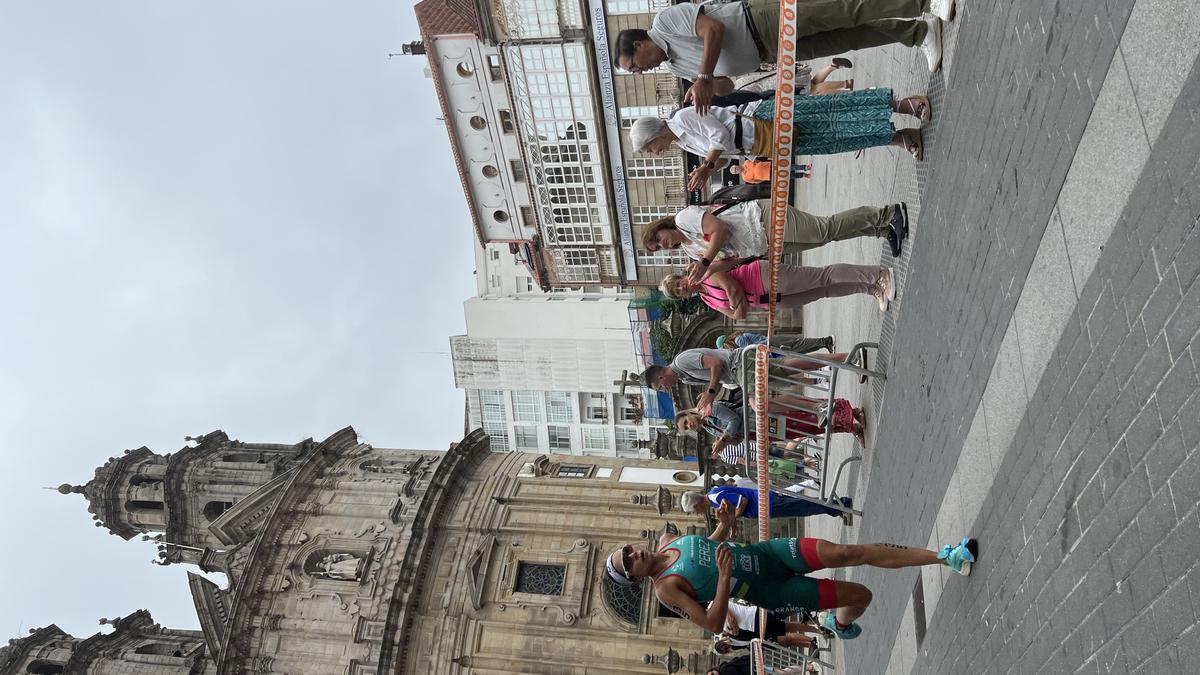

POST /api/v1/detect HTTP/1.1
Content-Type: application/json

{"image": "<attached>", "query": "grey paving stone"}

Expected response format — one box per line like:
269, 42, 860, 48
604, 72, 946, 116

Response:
1134, 646, 1182, 675
1141, 267, 1183, 338
1144, 420, 1186, 488
1136, 488, 1180, 553
1133, 334, 1174, 401
1155, 352, 1198, 422
1175, 625, 1200, 673
1122, 608, 1162, 667
1159, 514, 1200, 581
1121, 0, 1200, 140
1149, 579, 1196, 643
1168, 444, 1200, 520
1126, 551, 1169, 611
1172, 229, 1200, 293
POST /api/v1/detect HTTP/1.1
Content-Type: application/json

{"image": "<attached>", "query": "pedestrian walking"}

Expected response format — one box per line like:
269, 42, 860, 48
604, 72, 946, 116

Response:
614, 0, 954, 112
639, 199, 910, 274
659, 259, 897, 317
606, 502, 979, 640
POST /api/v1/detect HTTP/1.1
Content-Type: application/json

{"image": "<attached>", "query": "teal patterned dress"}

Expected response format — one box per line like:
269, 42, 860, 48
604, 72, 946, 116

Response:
753, 88, 896, 156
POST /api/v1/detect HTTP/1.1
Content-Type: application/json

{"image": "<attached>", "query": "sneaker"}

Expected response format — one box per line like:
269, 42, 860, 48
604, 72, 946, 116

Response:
874, 267, 896, 312
891, 202, 910, 241
887, 227, 902, 258
930, 0, 956, 22
921, 17, 943, 72
822, 612, 863, 640
938, 537, 979, 576
872, 284, 890, 312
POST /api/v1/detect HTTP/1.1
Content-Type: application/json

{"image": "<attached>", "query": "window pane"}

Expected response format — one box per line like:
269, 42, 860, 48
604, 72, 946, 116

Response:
480, 390, 507, 421
483, 422, 510, 452
546, 392, 574, 422
513, 391, 544, 422
547, 424, 572, 450
582, 427, 609, 450
557, 464, 593, 477
514, 562, 565, 595
514, 425, 539, 450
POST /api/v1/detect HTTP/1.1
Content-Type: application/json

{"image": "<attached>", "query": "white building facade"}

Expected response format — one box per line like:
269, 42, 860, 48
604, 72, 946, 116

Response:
413, 0, 692, 289
451, 295, 662, 458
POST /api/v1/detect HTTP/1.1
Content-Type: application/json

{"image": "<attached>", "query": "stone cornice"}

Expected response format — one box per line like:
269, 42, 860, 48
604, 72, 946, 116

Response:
214, 427, 360, 674
63, 610, 156, 671
376, 428, 491, 675
163, 431, 229, 544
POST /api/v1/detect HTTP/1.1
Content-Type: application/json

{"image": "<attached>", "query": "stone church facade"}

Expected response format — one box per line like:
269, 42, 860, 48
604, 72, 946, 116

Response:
3, 427, 720, 674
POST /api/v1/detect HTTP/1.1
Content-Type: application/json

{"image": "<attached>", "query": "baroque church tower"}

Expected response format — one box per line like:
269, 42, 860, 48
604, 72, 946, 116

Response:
57, 430, 317, 569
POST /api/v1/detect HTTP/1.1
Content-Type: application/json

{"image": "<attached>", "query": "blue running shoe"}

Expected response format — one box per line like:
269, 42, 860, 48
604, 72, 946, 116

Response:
822, 612, 863, 640
938, 537, 978, 576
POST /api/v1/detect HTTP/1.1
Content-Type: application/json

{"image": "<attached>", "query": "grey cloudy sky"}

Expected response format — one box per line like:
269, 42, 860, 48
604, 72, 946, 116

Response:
0, 1, 477, 638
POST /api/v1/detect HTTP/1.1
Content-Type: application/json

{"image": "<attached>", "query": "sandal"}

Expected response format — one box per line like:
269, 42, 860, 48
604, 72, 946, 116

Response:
901, 95, 932, 123
832, 57, 853, 68
859, 351, 869, 384
899, 128, 924, 161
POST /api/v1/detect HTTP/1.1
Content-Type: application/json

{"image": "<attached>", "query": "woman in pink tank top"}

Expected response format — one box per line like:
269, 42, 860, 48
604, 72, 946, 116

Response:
660, 258, 897, 319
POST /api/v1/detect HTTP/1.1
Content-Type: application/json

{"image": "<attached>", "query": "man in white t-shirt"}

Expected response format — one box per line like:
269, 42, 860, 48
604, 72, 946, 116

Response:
615, 0, 955, 112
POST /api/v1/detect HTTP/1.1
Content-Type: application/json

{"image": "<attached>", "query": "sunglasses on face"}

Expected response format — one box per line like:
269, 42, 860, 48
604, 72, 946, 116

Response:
620, 544, 635, 579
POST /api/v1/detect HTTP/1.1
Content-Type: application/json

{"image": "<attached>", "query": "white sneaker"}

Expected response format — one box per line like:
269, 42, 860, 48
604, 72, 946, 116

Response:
879, 267, 896, 302
921, 17, 943, 72
929, 0, 956, 22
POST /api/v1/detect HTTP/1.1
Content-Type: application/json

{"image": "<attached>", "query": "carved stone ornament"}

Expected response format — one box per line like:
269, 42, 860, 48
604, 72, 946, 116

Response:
655, 486, 674, 516
642, 648, 682, 673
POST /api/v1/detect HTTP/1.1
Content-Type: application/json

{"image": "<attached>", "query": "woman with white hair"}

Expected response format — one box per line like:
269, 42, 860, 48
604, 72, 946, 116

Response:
630, 88, 930, 190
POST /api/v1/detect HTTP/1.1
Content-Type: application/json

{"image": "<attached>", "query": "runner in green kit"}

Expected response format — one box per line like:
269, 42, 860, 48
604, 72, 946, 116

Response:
605, 501, 978, 639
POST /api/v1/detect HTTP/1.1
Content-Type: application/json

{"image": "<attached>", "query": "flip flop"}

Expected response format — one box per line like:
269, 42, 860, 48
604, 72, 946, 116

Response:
832, 57, 853, 68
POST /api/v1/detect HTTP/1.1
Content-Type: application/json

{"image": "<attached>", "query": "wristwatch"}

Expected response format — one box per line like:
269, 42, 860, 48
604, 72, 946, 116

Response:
696, 73, 714, 81
704, 160, 716, 170
708, 388, 717, 395
701, 257, 712, 267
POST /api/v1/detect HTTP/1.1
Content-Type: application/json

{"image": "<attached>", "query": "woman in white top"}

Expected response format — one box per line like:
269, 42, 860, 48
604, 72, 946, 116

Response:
640, 199, 909, 283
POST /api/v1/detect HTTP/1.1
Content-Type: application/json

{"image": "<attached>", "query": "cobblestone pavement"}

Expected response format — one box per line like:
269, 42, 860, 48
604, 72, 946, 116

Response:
787, 0, 1200, 673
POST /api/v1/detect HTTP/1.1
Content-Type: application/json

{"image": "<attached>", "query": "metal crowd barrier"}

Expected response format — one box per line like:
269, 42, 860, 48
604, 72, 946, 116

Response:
735, 343, 884, 520
750, 637, 835, 674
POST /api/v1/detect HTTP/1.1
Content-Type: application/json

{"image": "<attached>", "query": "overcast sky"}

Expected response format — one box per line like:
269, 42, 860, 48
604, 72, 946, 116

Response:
0, 1, 478, 639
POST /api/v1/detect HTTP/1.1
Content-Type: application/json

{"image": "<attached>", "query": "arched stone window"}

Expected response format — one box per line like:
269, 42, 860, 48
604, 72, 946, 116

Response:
129, 475, 162, 486
125, 500, 163, 511
600, 574, 642, 626
203, 501, 233, 521
26, 662, 64, 675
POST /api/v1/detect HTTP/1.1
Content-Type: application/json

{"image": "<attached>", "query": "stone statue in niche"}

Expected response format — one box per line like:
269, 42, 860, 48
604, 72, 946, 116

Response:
315, 553, 362, 580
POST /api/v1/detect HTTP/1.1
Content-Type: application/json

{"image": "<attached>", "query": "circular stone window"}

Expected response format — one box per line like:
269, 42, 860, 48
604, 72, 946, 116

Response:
672, 471, 698, 484
482, 164, 499, 178
469, 116, 487, 130
493, 210, 509, 222
456, 62, 475, 77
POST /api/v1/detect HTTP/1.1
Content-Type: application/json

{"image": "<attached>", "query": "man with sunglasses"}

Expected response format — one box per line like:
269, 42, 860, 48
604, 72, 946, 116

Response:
604, 501, 977, 640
